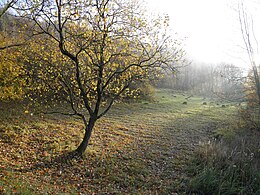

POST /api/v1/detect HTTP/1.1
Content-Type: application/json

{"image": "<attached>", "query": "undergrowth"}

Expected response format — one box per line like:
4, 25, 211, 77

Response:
187, 112, 260, 195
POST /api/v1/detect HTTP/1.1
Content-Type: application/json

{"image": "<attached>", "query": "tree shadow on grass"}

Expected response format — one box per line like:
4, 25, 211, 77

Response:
19, 150, 84, 173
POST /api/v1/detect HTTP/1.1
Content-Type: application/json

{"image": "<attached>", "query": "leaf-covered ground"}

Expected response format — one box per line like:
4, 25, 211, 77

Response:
0, 89, 239, 194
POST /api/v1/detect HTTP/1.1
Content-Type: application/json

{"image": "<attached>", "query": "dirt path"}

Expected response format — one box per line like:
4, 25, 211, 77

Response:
101, 91, 236, 194
133, 116, 220, 193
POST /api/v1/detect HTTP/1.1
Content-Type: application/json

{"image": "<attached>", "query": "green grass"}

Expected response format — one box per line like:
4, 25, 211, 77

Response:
0, 89, 243, 194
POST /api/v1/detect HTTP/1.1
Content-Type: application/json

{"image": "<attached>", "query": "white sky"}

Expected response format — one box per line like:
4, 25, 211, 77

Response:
145, 0, 260, 67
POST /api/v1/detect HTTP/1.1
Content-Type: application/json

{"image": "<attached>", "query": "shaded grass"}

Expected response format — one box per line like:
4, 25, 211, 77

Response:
0, 89, 240, 194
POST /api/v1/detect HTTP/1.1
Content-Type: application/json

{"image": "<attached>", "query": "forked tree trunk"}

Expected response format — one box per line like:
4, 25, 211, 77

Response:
75, 119, 96, 155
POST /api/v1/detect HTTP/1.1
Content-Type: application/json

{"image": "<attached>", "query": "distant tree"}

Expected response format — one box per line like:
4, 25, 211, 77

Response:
165, 62, 244, 101
15, 0, 184, 156
213, 63, 245, 101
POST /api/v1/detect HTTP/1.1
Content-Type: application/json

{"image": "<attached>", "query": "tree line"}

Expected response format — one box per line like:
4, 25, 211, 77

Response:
158, 62, 246, 102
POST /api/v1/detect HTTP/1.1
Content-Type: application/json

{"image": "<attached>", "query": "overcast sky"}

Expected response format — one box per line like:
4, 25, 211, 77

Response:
145, 0, 260, 67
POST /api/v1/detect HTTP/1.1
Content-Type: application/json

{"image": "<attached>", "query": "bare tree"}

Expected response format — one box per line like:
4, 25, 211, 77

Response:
238, 0, 260, 113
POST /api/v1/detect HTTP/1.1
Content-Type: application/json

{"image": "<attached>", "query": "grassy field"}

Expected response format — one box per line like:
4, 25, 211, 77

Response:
0, 89, 241, 194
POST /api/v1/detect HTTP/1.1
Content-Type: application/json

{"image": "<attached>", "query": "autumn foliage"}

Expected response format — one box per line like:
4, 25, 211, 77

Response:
0, 0, 185, 154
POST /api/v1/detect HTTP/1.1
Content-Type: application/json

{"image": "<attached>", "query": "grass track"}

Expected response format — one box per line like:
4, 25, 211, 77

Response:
0, 89, 239, 194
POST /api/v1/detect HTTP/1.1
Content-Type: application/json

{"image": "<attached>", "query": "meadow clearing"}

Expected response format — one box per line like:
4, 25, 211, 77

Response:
0, 89, 247, 194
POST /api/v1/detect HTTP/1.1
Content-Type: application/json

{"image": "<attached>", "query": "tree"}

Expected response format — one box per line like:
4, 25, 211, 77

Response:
0, 3, 29, 100
238, 0, 260, 113
0, 41, 26, 100
15, 0, 184, 155
0, 0, 28, 50
0, 0, 16, 18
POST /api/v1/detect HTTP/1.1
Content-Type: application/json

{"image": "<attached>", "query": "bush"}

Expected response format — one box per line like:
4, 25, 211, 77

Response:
239, 108, 260, 132
124, 80, 155, 102
138, 82, 155, 101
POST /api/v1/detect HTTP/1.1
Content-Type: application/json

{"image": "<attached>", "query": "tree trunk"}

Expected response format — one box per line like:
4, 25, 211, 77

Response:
75, 119, 96, 155
252, 64, 260, 114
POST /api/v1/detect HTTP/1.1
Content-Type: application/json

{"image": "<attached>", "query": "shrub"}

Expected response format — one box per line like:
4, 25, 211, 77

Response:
239, 107, 260, 132
124, 80, 155, 102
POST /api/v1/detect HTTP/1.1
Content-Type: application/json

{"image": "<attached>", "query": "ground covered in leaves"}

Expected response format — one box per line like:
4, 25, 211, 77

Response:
0, 89, 239, 194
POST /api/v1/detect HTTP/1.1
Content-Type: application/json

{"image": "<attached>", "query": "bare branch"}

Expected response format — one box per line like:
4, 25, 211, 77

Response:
0, 43, 25, 50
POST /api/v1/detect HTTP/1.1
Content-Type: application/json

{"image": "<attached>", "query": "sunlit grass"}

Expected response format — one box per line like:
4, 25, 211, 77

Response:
0, 89, 241, 194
